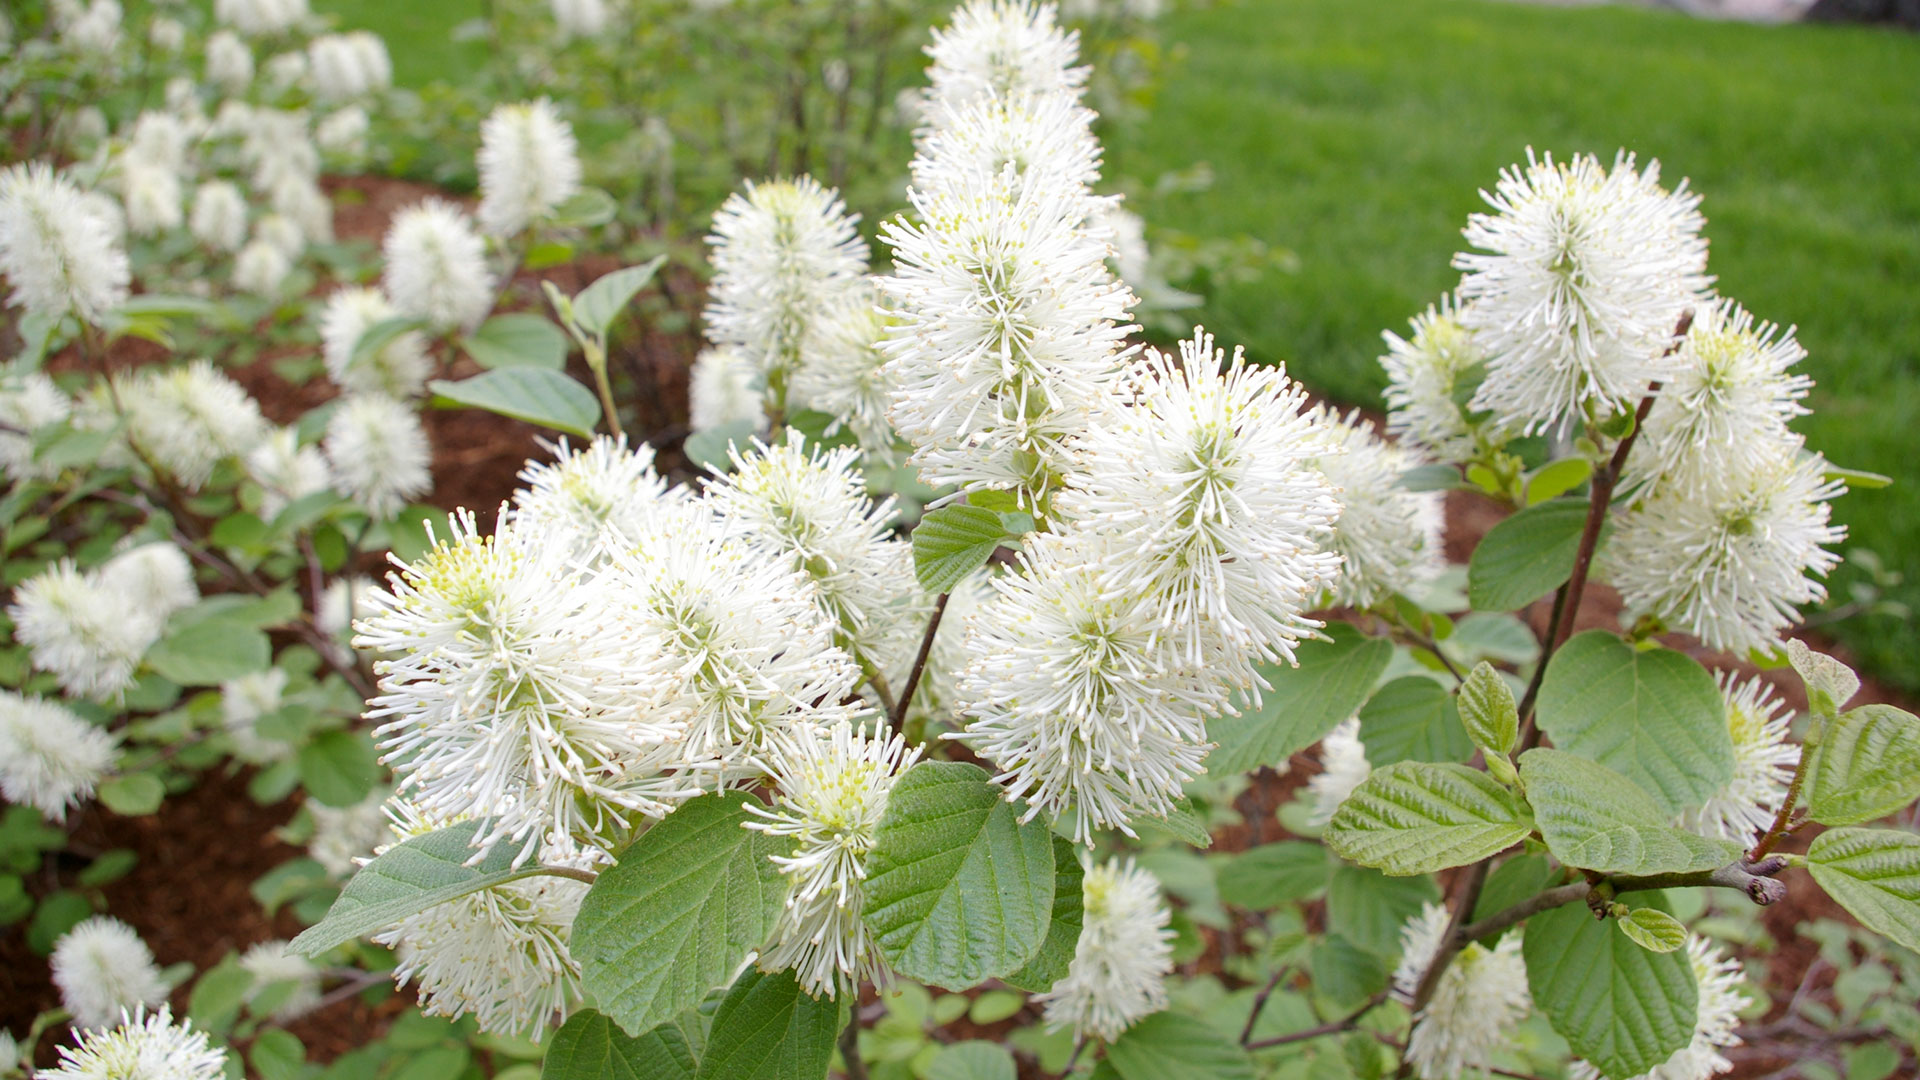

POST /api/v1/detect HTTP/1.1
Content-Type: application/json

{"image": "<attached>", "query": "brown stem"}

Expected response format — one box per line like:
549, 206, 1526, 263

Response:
838, 1009, 868, 1080
1238, 968, 1287, 1046
1453, 858, 1792, 953
890, 592, 949, 733
1244, 990, 1389, 1051
1750, 728, 1822, 861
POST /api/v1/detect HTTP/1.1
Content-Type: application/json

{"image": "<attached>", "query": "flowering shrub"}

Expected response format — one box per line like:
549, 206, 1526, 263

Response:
1, 1, 1916, 1079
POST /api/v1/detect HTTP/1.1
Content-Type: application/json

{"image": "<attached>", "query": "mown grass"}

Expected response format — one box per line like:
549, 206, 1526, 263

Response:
318, 0, 1920, 687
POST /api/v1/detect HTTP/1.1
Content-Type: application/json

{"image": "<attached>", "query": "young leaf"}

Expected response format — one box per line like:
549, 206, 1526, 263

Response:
1467, 498, 1597, 612
862, 761, 1055, 988
1786, 638, 1860, 719
1001, 837, 1085, 993
1523, 899, 1697, 1079
1209, 624, 1393, 774
463, 313, 569, 370
429, 369, 602, 439
1103, 1011, 1256, 1080
1808, 704, 1920, 826
1536, 632, 1733, 817
1524, 457, 1593, 505
550, 187, 620, 229
1458, 662, 1519, 756
1326, 761, 1531, 876
695, 969, 840, 1080
1617, 908, 1686, 953
910, 504, 1007, 594
1806, 828, 1920, 953
1519, 749, 1739, 876
571, 792, 790, 1039
571, 257, 667, 339
1356, 676, 1473, 767
290, 821, 545, 956
543, 1009, 698, 1080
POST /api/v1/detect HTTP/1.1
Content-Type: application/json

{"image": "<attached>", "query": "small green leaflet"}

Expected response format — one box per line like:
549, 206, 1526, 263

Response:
910, 504, 1008, 594
429, 368, 602, 438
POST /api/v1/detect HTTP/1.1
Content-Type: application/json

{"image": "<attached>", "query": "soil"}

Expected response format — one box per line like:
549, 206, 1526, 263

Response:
3, 176, 1910, 1078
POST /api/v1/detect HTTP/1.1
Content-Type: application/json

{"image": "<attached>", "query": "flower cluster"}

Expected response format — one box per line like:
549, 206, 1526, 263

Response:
1037, 858, 1174, 1042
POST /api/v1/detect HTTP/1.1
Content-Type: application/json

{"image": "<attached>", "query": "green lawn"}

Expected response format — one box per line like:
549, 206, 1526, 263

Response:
319, 0, 1920, 688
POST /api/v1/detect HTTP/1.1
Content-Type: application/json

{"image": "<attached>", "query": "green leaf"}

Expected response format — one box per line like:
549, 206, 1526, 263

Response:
572, 792, 790, 1038
430, 368, 601, 438
1519, 749, 1739, 876
684, 421, 759, 474
1536, 632, 1733, 817
1397, 463, 1465, 492
1103, 1012, 1255, 1080
290, 821, 544, 956
1467, 498, 1597, 612
1786, 638, 1860, 719
1210, 624, 1393, 774
251, 1028, 307, 1080
1809, 704, 1920, 826
1310, 934, 1389, 1011
551, 187, 620, 229
1326, 863, 1439, 962
1458, 662, 1519, 757
33, 423, 118, 470
695, 969, 840, 1080
1823, 462, 1893, 489
927, 1042, 1016, 1080
1523, 898, 1696, 1079
188, 956, 256, 1034
98, 773, 166, 816
1327, 761, 1531, 875
1618, 908, 1686, 953
349, 316, 429, 375
77, 848, 137, 887
1356, 676, 1473, 767
863, 761, 1055, 988
1002, 837, 1084, 993
464, 313, 569, 370
543, 1009, 698, 1080
296, 730, 380, 809
1806, 828, 1920, 953
572, 257, 667, 338
1215, 841, 1329, 909
1525, 457, 1593, 505
1471, 853, 1560, 945
145, 617, 271, 685
27, 890, 92, 954
910, 504, 1006, 595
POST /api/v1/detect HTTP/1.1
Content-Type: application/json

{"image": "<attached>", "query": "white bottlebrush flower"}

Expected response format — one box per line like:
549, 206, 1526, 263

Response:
550, 0, 610, 39
704, 178, 869, 401
878, 168, 1135, 500
262, 49, 308, 92
190, 181, 249, 253
1392, 901, 1531, 1080
951, 533, 1226, 842
603, 506, 860, 770
222, 667, 291, 764
347, 32, 392, 91
0, 368, 72, 482
118, 359, 269, 489
383, 200, 495, 332
1608, 448, 1844, 655
787, 289, 899, 457
319, 287, 433, 398
149, 15, 185, 52
374, 801, 589, 1039
1571, 935, 1750, 1080
1628, 297, 1812, 500
245, 427, 332, 520
270, 175, 333, 247
307, 34, 371, 101
60, 0, 122, 54
745, 722, 922, 997
323, 393, 432, 519
241, 110, 320, 193
100, 542, 199, 623
205, 30, 254, 91
215, 0, 308, 38
254, 213, 306, 260
511, 435, 669, 560
1380, 297, 1492, 465
477, 100, 582, 238
1306, 716, 1371, 826
0, 691, 118, 821
1054, 327, 1343, 669
0, 164, 130, 324
239, 940, 322, 1020
1677, 674, 1798, 844
126, 111, 192, 174
51, 917, 169, 1031
1037, 857, 1174, 1042
911, 90, 1102, 200
360, 512, 688, 862
10, 561, 159, 701
120, 162, 183, 238
688, 345, 768, 434
705, 437, 917, 666
922, 0, 1089, 122
315, 106, 370, 159
318, 574, 375, 640
307, 786, 388, 877
1455, 150, 1710, 436
41, 1007, 226, 1080
233, 236, 292, 296
1307, 408, 1447, 609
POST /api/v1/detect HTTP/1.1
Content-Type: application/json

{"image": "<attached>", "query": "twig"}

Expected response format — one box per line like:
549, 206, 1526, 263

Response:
309, 969, 388, 1013
1751, 714, 1825, 860
1057, 1037, 1087, 1077
838, 1008, 868, 1080
1238, 968, 1287, 1046
1244, 990, 1389, 1051
537, 865, 599, 886
890, 592, 949, 733
1454, 858, 1792, 948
